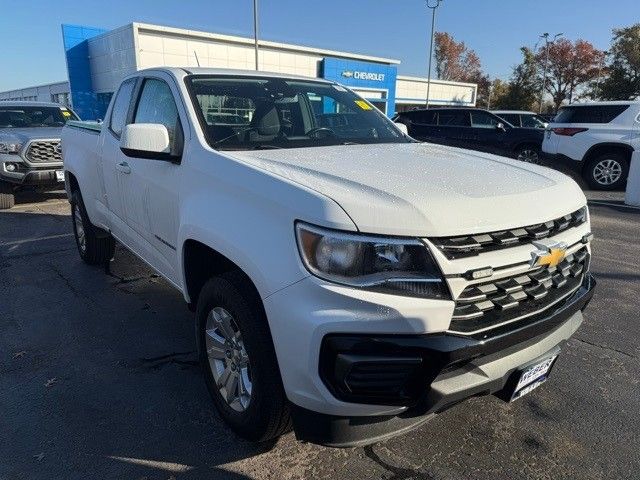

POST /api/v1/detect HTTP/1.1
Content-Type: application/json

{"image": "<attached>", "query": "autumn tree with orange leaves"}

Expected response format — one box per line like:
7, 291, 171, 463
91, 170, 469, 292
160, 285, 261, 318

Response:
536, 38, 605, 110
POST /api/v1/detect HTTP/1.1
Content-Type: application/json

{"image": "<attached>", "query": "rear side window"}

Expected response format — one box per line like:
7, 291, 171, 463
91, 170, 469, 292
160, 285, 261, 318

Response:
109, 78, 136, 137
554, 105, 629, 124
438, 111, 470, 126
412, 110, 437, 125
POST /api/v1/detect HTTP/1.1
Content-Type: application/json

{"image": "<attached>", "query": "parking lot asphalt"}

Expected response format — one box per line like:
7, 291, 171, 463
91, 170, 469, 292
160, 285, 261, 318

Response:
1, 190, 639, 480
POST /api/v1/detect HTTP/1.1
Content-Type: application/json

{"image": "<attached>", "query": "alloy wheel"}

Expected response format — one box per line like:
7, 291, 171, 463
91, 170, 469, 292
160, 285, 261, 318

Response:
205, 307, 252, 412
73, 204, 87, 254
593, 159, 622, 186
517, 149, 540, 164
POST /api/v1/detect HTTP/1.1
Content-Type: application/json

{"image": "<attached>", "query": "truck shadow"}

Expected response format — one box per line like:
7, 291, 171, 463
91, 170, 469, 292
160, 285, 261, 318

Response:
0, 211, 294, 480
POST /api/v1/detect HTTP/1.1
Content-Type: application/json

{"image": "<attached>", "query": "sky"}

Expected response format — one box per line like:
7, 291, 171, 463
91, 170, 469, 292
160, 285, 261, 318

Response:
0, 0, 638, 91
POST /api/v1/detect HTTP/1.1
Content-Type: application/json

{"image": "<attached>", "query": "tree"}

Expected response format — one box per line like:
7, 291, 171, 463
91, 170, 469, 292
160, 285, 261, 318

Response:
536, 38, 604, 110
504, 47, 540, 110
433, 32, 489, 105
434, 32, 483, 82
599, 24, 640, 100
487, 78, 510, 109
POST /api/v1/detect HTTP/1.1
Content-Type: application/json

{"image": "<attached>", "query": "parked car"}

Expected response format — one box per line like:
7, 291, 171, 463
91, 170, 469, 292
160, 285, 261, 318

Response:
542, 101, 640, 190
393, 107, 545, 163
493, 110, 549, 129
62, 68, 595, 447
0, 101, 80, 208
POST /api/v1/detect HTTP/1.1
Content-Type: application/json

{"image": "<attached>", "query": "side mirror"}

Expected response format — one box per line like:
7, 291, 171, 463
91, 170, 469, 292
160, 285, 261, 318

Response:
120, 123, 177, 161
496, 122, 506, 132
394, 122, 409, 135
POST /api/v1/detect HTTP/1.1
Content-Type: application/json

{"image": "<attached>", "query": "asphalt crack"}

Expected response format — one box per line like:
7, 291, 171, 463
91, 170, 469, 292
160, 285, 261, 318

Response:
363, 445, 436, 480
49, 263, 98, 306
572, 337, 637, 359
139, 351, 199, 371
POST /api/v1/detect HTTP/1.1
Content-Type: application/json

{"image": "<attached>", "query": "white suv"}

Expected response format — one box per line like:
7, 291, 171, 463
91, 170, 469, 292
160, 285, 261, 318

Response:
542, 101, 640, 190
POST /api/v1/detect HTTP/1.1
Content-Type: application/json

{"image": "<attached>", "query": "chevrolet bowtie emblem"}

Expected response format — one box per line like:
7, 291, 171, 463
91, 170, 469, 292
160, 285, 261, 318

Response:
530, 241, 568, 268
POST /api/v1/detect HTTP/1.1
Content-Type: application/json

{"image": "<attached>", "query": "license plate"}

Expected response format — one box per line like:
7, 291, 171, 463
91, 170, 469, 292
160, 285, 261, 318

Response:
55, 170, 64, 182
511, 354, 558, 401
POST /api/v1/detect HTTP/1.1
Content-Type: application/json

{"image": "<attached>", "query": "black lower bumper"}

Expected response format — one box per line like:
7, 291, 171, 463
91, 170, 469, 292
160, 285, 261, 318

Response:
540, 152, 584, 173
1, 170, 63, 186
291, 274, 595, 447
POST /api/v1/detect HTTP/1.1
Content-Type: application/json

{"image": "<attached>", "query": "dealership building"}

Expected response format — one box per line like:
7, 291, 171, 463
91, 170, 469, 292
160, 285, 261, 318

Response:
0, 22, 477, 120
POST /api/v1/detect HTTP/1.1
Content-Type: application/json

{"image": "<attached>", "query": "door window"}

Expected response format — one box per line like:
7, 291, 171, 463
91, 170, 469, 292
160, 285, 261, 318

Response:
470, 111, 501, 128
134, 78, 183, 155
109, 78, 136, 137
437, 111, 470, 126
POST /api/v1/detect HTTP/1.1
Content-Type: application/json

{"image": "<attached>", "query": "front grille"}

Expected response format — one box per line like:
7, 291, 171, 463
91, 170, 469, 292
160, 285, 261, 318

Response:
25, 140, 62, 163
433, 207, 587, 259
450, 247, 589, 334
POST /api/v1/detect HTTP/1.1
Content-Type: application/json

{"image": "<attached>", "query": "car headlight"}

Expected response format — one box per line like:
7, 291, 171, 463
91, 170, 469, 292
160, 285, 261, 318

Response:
0, 142, 23, 154
295, 222, 450, 299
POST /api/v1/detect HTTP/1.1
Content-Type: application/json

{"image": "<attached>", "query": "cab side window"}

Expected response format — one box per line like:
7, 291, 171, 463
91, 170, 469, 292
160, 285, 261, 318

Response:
134, 78, 183, 156
109, 78, 136, 137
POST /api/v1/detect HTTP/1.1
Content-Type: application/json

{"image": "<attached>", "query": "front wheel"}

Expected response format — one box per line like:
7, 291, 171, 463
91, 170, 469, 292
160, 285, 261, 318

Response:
70, 189, 115, 265
584, 153, 629, 190
0, 181, 15, 209
196, 272, 291, 442
515, 145, 541, 164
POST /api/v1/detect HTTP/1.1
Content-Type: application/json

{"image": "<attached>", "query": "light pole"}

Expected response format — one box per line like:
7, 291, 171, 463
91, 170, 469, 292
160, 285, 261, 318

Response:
538, 32, 562, 113
425, 0, 443, 108
253, 0, 259, 70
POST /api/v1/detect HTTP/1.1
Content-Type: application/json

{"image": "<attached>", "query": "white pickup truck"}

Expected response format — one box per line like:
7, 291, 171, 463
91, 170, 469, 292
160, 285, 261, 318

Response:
62, 67, 595, 447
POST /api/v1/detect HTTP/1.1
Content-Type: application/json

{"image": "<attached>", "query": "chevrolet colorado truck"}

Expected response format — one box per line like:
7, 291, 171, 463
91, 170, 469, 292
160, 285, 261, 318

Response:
61, 68, 595, 447
0, 101, 80, 208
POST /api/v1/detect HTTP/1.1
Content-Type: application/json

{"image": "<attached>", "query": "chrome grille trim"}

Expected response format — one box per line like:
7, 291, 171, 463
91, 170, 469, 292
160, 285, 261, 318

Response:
449, 248, 589, 335
25, 139, 62, 164
433, 207, 587, 259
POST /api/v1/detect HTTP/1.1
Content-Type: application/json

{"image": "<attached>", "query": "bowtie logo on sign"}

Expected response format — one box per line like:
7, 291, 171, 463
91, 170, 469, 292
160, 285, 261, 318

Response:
341, 71, 385, 82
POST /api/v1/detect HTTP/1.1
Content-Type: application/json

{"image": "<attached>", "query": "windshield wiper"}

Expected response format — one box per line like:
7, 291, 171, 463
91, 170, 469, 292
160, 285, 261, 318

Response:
252, 144, 284, 150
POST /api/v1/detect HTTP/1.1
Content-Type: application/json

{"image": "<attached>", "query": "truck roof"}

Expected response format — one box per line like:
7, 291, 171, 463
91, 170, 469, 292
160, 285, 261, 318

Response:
137, 67, 336, 84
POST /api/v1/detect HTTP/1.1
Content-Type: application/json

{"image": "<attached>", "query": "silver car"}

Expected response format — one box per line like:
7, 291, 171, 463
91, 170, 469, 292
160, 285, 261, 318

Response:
0, 101, 80, 208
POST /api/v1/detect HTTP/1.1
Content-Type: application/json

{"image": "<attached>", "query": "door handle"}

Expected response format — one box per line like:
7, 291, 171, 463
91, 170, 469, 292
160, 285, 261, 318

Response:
116, 161, 131, 174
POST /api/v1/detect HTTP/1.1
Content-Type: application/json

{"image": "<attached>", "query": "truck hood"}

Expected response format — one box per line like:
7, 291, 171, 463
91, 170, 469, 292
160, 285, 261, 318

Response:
0, 127, 64, 143
231, 143, 586, 237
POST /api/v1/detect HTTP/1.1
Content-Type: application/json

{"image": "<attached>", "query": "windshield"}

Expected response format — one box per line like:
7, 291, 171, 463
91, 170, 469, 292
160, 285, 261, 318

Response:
186, 75, 408, 150
0, 106, 79, 128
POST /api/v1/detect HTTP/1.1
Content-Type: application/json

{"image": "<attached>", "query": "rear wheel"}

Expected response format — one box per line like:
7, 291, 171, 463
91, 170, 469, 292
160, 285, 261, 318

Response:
584, 153, 629, 190
196, 272, 291, 442
0, 181, 15, 209
70, 189, 115, 265
515, 145, 541, 164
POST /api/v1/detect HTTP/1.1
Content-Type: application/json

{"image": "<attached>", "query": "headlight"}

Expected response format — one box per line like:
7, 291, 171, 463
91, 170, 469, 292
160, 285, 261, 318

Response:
0, 142, 23, 154
295, 222, 450, 299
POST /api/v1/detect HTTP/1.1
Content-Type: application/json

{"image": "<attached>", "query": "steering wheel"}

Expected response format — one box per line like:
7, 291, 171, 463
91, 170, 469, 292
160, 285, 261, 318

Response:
305, 127, 337, 139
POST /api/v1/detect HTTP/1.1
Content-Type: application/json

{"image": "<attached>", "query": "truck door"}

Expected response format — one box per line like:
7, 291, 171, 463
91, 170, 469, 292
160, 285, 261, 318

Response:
118, 75, 184, 284
101, 77, 137, 238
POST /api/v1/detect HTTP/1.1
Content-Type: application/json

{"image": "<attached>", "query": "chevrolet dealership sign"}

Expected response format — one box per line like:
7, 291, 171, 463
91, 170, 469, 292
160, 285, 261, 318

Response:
341, 70, 386, 82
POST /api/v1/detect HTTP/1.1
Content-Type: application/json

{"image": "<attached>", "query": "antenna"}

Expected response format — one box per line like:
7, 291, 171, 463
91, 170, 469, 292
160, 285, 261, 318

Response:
194, 50, 201, 67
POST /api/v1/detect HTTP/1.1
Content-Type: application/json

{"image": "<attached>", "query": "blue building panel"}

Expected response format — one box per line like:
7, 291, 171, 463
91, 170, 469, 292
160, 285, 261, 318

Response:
62, 24, 107, 120
321, 57, 398, 116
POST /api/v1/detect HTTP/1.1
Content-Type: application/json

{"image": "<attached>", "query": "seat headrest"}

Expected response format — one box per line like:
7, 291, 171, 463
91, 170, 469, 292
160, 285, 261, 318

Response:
252, 102, 280, 136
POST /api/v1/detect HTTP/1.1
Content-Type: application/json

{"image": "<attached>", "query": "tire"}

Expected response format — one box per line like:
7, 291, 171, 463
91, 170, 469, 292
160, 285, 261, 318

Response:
0, 181, 15, 209
70, 189, 115, 265
584, 153, 629, 190
196, 272, 291, 442
515, 144, 541, 164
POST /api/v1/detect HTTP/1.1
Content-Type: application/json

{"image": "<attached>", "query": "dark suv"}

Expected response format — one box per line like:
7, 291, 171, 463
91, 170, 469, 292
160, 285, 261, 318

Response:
393, 107, 544, 163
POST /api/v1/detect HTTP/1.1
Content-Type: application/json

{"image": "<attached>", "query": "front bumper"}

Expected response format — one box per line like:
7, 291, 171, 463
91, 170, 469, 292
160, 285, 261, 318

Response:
289, 274, 595, 447
1, 161, 63, 186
